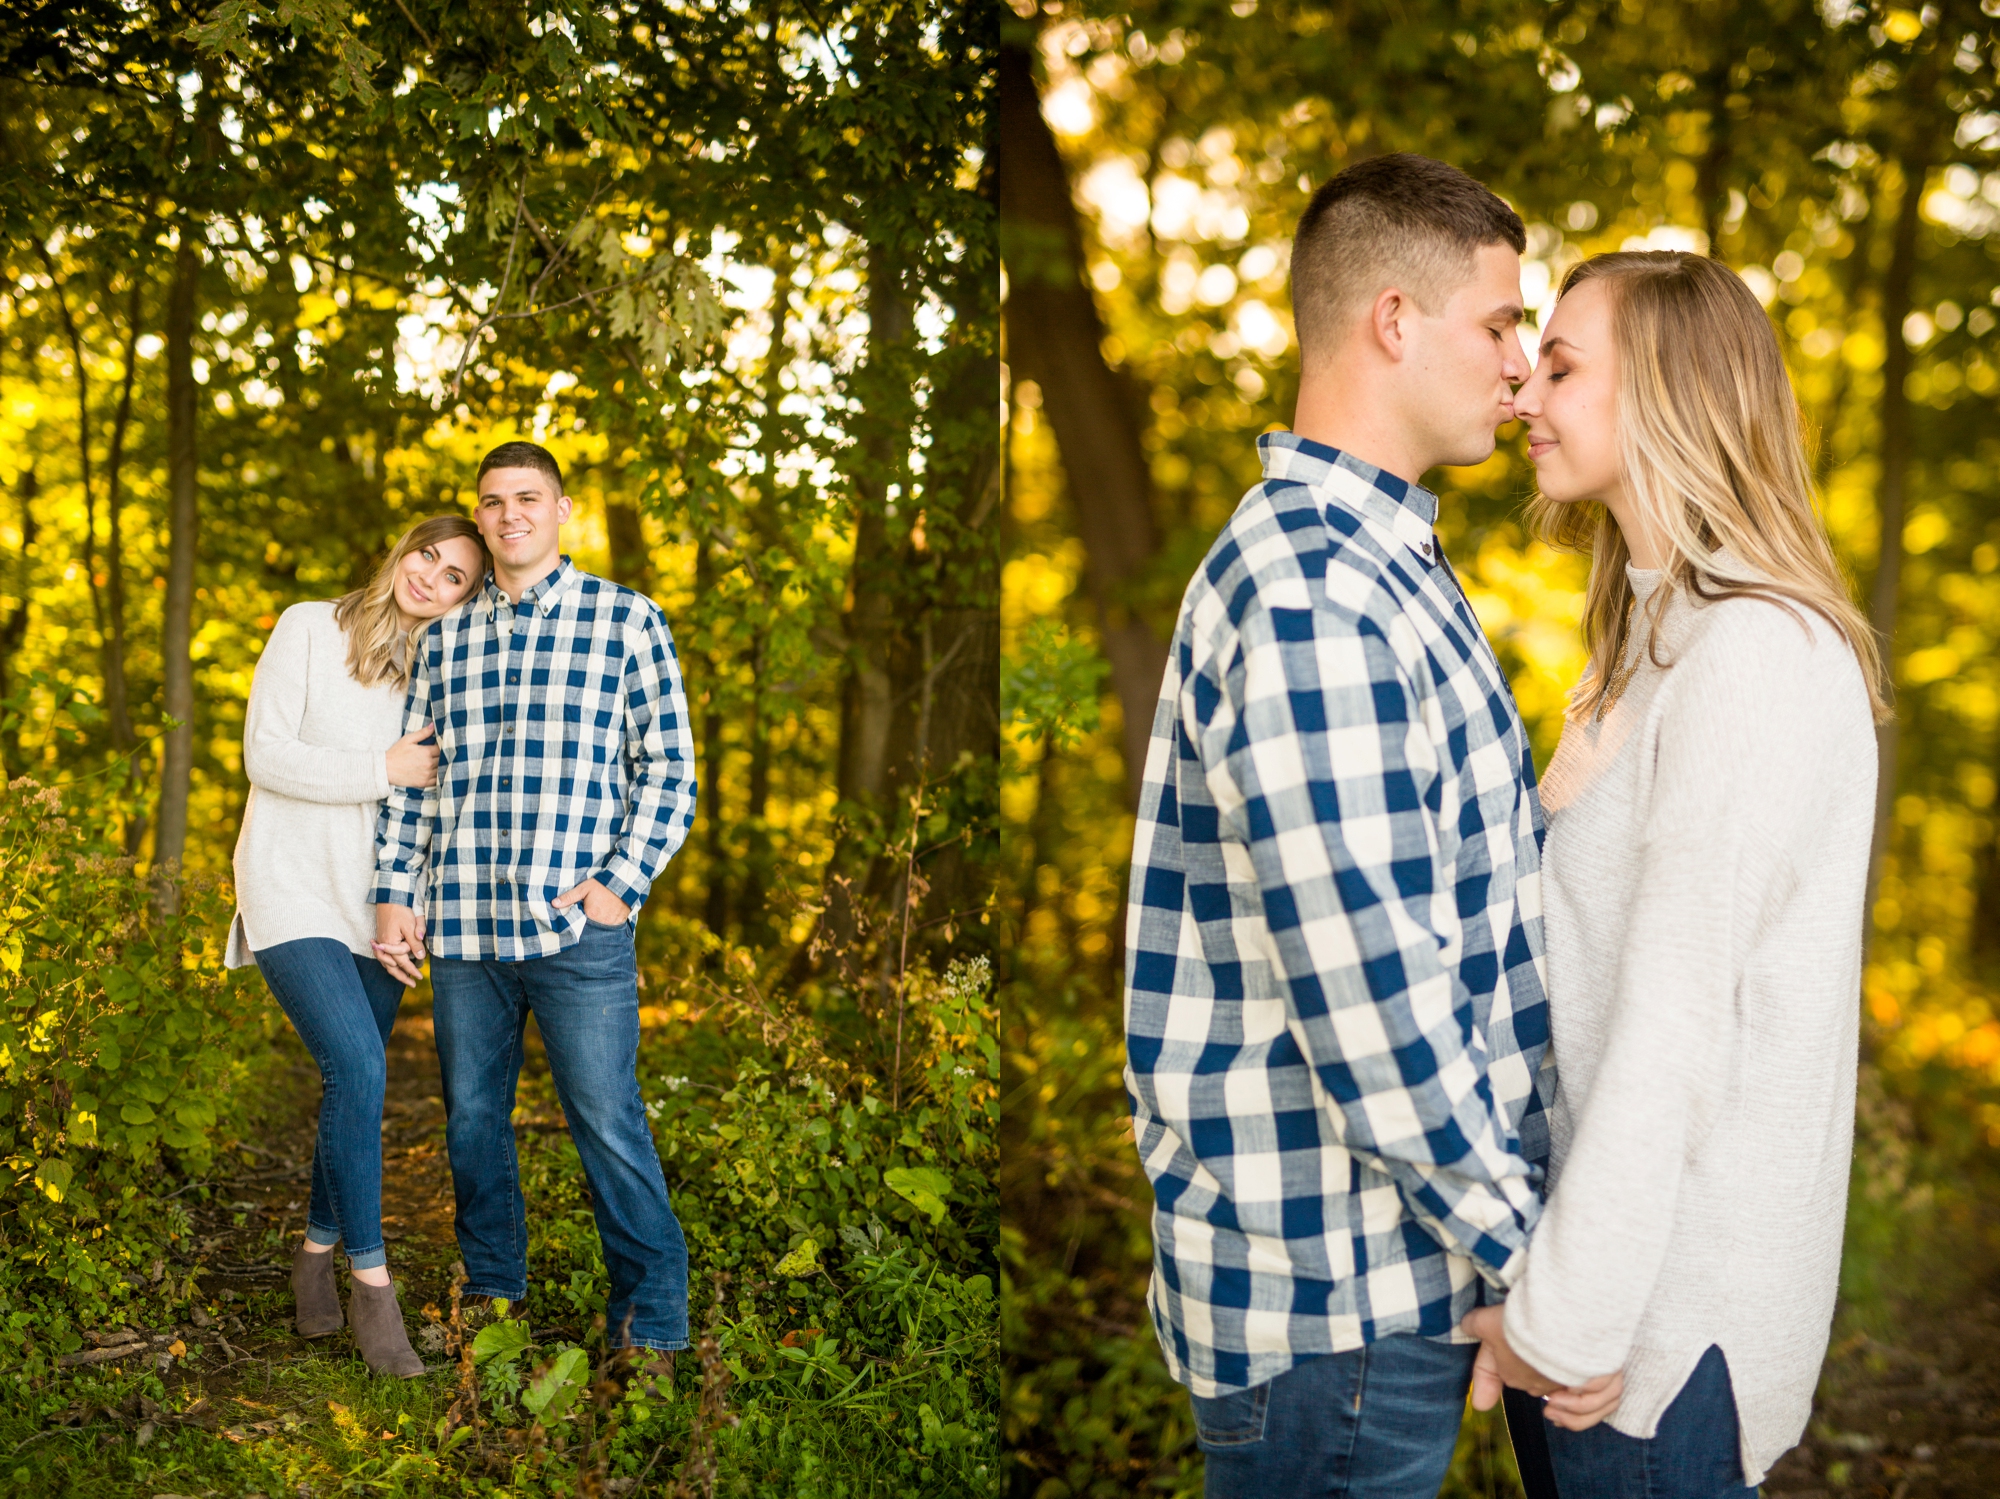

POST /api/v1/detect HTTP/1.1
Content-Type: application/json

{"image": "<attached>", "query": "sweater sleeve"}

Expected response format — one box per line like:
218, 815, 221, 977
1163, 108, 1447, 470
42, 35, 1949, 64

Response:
1501, 605, 1856, 1384
242, 606, 393, 805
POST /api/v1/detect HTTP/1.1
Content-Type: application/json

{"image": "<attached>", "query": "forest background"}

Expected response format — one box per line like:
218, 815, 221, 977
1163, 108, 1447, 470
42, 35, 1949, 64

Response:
998, 0, 2000, 1494
0, 2, 998, 1497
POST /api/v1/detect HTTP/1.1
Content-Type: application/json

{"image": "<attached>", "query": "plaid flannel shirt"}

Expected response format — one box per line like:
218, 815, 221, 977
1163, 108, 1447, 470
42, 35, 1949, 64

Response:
372, 557, 697, 961
1124, 432, 1551, 1398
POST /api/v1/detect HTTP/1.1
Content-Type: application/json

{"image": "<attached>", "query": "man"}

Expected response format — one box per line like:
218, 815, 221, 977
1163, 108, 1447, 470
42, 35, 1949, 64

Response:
373, 440, 697, 1362
1123, 153, 1615, 1496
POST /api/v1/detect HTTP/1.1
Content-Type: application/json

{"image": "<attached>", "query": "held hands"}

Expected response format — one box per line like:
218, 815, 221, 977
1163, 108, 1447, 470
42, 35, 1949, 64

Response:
372, 903, 427, 987
553, 878, 631, 926
385, 725, 439, 789
1460, 1305, 1625, 1432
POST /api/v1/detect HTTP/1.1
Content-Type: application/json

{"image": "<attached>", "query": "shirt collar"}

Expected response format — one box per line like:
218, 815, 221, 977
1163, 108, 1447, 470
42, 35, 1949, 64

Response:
481, 555, 577, 619
1257, 430, 1440, 562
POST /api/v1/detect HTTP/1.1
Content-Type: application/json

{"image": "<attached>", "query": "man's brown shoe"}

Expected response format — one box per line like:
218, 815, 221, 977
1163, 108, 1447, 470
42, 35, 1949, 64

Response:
460, 1294, 532, 1342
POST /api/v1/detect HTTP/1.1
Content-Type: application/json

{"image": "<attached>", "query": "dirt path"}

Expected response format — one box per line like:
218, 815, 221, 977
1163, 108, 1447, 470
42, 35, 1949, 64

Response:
173, 999, 469, 1376
1763, 1277, 2000, 1495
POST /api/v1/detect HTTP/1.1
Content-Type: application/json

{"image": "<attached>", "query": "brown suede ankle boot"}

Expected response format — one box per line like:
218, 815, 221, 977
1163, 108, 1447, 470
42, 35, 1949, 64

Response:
291, 1243, 344, 1338
347, 1276, 426, 1378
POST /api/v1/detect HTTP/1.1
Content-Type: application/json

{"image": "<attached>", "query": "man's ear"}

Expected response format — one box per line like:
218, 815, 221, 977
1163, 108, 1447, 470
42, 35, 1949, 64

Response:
555, 493, 575, 524
1367, 286, 1414, 362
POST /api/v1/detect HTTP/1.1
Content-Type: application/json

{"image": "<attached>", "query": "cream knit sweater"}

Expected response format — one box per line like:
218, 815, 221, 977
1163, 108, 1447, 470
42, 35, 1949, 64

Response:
225, 601, 405, 968
1501, 566, 1876, 1485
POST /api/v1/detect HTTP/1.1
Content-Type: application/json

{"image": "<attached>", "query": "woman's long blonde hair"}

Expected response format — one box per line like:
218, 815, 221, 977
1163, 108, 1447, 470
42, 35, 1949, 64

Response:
1529, 250, 1889, 723
332, 515, 489, 687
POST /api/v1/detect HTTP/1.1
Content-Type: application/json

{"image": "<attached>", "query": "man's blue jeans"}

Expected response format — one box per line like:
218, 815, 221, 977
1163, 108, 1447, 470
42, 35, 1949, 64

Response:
1191, 1335, 1477, 1498
253, 938, 404, 1271
1541, 1344, 1756, 1499
430, 918, 689, 1351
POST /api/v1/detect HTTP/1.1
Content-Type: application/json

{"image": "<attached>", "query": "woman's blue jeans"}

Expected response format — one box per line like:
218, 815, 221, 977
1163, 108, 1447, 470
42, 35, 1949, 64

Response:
252, 938, 404, 1271
1509, 1344, 1757, 1499
429, 918, 689, 1351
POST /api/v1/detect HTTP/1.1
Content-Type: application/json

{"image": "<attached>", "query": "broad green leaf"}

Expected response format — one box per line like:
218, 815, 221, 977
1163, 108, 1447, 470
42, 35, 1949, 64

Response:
773, 1239, 820, 1278
471, 1318, 533, 1367
521, 1346, 590, 1423
120, 1102, 156, 1125
883, 1166, 952, 1225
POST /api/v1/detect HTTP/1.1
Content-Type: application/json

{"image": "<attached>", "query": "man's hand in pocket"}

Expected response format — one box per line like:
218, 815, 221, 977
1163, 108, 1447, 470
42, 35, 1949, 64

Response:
553, 878, 631, 925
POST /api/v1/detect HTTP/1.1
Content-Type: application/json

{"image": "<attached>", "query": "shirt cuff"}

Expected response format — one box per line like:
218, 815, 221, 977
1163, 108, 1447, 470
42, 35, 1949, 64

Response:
594, 857, 651, 909
371, 876, 419, 909
372, 751, 392, 801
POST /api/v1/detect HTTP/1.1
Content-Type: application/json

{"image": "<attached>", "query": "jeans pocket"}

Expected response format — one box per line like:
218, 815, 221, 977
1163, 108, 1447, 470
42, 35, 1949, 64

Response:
1190, 1381, 1270, 1449
583, 914, 626, 930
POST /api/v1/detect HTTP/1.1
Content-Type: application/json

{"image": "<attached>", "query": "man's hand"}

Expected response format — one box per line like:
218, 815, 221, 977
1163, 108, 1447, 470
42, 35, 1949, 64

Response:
553, 877, 631, 926
1460, 1305, 1625, 1432
373, 903, 427, 987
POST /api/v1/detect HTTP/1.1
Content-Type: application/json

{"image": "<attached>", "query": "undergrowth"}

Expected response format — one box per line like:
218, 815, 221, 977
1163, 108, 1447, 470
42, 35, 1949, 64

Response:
0, 775, 1001, 1496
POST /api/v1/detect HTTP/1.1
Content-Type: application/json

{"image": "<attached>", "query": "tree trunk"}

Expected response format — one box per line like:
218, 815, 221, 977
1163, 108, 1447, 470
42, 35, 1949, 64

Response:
836, 247, 913, 811
893, 314, 1002, 935
100, 274, 143, 751
0, 465, 37, 776
154, 234, 201, 910
1697, 66, 1732, 254
998, 39, 1166, 807
1863, 151, 1927, 930
606, 500, 651, 594
695, 536, 730, 937
737, 265, 791, 941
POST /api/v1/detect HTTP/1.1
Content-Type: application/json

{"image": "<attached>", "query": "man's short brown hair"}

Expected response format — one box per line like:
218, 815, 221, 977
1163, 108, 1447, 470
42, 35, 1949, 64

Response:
476, 440, 564, 496
1291, 153, 1525, 366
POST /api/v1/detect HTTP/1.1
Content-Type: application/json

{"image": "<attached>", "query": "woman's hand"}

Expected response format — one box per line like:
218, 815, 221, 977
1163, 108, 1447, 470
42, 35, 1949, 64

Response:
1461, 1305, 1625, 1432
385, 725, 439, 788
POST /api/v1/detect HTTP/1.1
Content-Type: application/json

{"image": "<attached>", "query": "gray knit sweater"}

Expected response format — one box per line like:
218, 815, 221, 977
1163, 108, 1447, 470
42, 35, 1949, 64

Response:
226, 601, 404, 968
1502, 566, 1876, 1484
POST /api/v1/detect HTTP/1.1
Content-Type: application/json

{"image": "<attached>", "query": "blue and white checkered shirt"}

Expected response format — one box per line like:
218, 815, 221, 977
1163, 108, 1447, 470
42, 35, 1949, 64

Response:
1124, 433, 1551, 1399
372, 557, 697, 961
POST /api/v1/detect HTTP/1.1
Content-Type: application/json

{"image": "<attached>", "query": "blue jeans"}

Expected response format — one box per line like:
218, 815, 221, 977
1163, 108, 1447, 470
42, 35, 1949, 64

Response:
1537, 1345, 1756, 1499
1192, 1335, 1476, 1498
253, 938, 404, 1272
429, 918, 689, 1351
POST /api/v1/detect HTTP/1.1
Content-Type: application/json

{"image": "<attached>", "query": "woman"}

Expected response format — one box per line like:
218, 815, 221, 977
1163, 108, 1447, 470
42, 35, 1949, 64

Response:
225, 516, 489, 1377
1462, 252, 1888, 1494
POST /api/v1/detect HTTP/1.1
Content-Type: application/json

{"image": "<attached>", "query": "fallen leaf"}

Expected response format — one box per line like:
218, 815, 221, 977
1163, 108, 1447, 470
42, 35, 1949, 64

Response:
167, 1340, 186, 1358
779, 1328, 825, 1348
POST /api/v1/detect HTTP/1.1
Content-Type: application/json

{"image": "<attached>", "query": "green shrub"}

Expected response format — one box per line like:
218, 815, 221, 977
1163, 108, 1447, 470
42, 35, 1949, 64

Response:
0, 774, 263, 1353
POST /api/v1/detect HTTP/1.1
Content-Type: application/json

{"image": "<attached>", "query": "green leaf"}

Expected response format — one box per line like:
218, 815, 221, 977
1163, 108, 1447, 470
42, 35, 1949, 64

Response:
471, 1318, 533, 1367
119, 1102, 156, 1125
33, 1158, 72, 1202
773, 1239, 820, 1278
521, 1346, 590, 1423
883, 1167, 952, 1225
